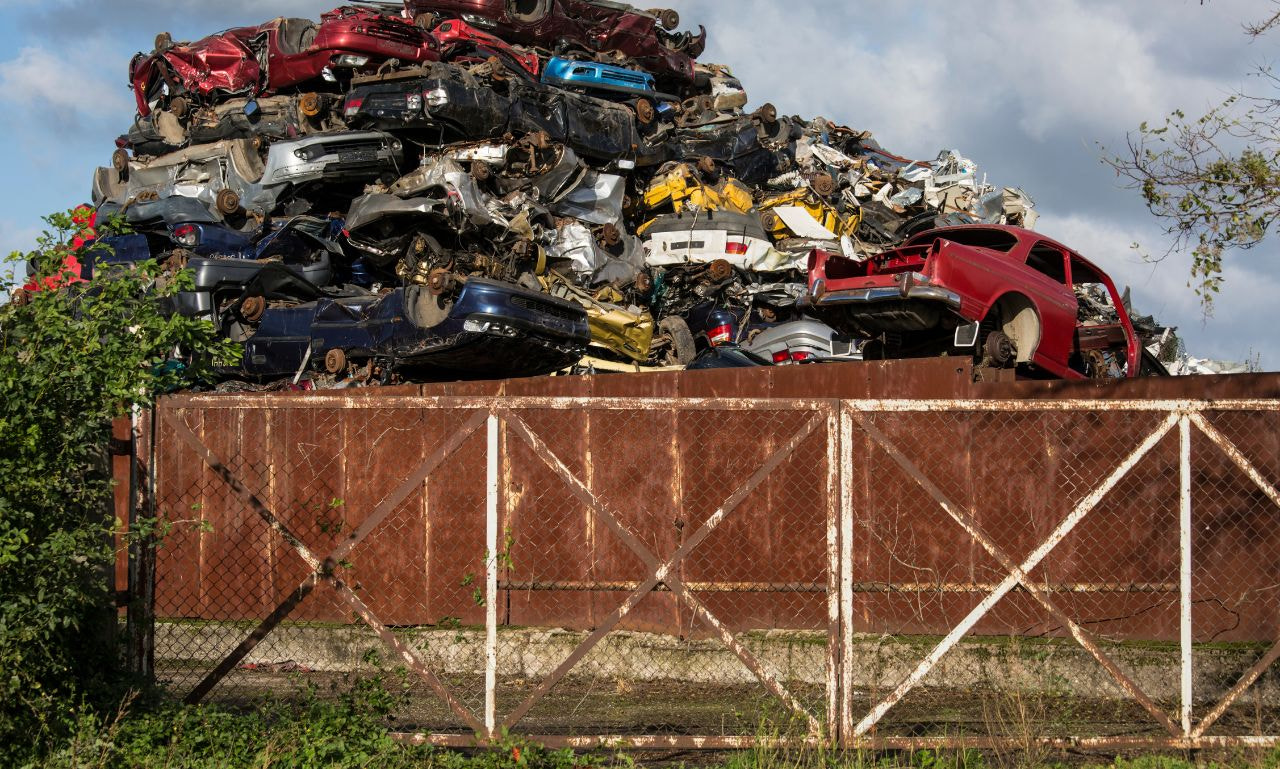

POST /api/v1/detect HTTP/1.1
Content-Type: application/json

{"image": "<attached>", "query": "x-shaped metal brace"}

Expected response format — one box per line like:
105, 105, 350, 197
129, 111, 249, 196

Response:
496, 407, 828, 736
165, 407, 492, 733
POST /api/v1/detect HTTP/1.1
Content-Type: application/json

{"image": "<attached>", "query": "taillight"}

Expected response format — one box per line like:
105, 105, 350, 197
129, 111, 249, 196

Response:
725, 241, 749, 256
173, 224, 199, 247
344, 97, 363, 117
708, 324, 732, 346
773, 350, 816, 365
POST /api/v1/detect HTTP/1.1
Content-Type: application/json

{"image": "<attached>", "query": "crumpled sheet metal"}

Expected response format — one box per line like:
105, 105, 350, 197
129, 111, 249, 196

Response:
548, 221, 644, 285
554, 171, 626, 225
392, 155, 494, 227
540, 271, 654, 362
641, 164, 755, 223
345, 193, 446, 232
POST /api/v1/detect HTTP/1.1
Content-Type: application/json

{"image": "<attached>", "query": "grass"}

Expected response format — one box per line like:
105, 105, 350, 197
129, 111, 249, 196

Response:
24, 700, 1280, 769
18, 680, 1280, 769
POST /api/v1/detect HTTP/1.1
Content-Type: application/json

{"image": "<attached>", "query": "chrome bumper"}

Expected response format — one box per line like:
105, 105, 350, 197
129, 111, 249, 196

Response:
799, 285, 963, 312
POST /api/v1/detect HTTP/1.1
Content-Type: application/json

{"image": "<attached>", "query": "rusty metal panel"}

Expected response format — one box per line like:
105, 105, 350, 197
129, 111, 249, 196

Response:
848, 407, 1184, 641
153, 406, 204, 622
980, 371, 1280, 401
265, 407, 343, 622
502, 400, 663, 632
1188, 410, 1280, 645
678, 409, 829, 635
341, 407, 428, 627
586, 404, 682, 634
422, 408, 490, 629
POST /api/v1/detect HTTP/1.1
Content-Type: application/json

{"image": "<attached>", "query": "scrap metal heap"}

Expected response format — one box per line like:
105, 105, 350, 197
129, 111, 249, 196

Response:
92, 0, 1068, 387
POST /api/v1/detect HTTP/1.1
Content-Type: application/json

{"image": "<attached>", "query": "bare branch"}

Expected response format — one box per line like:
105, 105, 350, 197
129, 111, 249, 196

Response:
1244, 1, 1280, 36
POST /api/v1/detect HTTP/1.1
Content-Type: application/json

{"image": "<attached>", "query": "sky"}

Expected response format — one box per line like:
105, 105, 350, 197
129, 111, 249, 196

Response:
0, 0, 1275, 366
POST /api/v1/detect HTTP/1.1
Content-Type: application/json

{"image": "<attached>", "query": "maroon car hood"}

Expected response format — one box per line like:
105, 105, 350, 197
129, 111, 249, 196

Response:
147, 28, 261, 109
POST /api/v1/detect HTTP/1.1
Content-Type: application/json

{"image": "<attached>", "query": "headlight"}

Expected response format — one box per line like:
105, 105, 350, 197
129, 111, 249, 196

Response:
424, 88, 449, 108
460, 14, 496, 29
333, 54, 370, 67
406, 93, 423, 112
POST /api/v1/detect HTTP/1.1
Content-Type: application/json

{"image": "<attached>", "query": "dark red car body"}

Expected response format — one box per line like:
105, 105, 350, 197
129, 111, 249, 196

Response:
801, 225, 1148, 379
403, 0, 705, 86
431, 18, 541, 76
131, 7, 440, 117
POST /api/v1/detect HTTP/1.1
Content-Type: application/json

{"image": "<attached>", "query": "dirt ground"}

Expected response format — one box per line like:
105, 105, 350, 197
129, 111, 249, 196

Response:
162, 665, 1278, 743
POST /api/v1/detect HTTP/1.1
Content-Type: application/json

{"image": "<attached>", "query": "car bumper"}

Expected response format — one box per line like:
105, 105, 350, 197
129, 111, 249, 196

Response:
799, 285, 963, 312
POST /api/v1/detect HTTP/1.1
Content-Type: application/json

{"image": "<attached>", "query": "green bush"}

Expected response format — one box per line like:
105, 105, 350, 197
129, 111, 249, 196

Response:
0, 210, 237, 762
29, 682, 626, 769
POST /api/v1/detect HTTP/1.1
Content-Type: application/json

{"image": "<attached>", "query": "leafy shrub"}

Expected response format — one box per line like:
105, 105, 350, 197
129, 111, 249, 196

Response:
0, 210, 237, 762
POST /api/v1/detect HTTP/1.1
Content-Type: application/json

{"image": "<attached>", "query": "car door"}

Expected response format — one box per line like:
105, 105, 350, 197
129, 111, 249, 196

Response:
1019, 241, 1078, 375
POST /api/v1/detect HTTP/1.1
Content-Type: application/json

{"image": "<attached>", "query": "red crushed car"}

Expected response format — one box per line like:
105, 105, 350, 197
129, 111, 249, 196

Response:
130, 6, 440, 117
402, 0, 704, 88
430, 18, 542, 76
800, 225, 1165, 379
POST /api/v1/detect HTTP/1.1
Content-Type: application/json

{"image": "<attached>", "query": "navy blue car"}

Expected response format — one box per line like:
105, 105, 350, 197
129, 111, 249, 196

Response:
228, 269, 590, 381
88, 216, 343, 324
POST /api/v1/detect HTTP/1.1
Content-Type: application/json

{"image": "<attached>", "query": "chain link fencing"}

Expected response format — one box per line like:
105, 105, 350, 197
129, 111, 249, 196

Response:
128, 394, 1280, 751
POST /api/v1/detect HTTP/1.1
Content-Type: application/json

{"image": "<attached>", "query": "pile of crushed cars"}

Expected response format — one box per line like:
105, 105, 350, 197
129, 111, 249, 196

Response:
76, 0, 1169, 387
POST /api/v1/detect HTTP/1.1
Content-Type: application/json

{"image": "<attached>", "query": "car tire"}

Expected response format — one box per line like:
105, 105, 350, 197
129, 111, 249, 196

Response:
657, 316, 696, 366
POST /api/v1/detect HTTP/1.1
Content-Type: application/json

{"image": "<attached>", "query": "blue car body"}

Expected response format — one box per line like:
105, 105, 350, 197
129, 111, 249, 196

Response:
235, 274, 590, 381
686, 344, 773, 370
541, 57, 656, 98
88, 218, 341, 324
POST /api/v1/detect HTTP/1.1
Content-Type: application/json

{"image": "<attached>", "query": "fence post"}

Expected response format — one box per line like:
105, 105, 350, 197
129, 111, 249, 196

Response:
825, 403, 841, 747
839, 403, 855, 748
486, 412, 500, 742
1179, 413, 1193, 737
126, 404, 156, 680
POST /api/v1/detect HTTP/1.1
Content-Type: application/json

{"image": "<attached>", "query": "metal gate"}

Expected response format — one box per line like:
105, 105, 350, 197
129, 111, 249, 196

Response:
131, 394, 1280, 750
137, 394, 838, 748
838, 399, 1280, 751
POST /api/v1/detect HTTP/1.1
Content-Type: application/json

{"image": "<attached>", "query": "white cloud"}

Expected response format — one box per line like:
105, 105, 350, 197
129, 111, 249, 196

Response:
0, 45, 131, 126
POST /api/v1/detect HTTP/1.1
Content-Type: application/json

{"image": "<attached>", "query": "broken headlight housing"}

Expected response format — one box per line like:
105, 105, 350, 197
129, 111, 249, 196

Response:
332, 54, 370, 68
424, 88, 449, 109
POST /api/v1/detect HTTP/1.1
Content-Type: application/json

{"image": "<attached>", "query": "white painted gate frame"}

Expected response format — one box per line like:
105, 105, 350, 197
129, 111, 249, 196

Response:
442, 396, 842, 750
836, 399, 1280, 751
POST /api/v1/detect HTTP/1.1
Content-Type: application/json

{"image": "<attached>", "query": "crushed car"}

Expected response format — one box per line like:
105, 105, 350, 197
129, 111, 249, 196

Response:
224, 267, 589, 381
131, 6, 440, 117
402, 0, 705, 89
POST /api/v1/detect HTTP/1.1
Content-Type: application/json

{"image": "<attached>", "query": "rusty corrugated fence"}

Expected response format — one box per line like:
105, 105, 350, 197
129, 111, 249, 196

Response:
123, 364, 1280, 751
